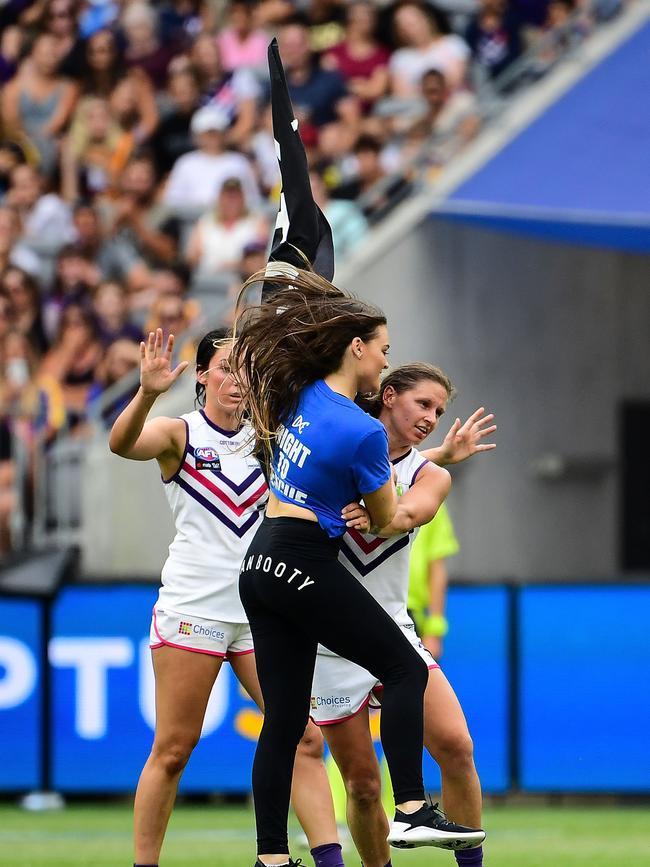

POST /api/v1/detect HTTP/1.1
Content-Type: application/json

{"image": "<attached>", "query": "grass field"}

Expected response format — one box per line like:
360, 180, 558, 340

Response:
1, 802, 649, 866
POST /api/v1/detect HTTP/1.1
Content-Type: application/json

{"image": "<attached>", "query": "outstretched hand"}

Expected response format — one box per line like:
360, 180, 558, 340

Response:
140, 329, 189, 397
438, 407, 497, 465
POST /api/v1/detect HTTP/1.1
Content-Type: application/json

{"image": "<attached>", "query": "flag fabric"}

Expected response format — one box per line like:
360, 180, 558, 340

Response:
265, 38, 335, 285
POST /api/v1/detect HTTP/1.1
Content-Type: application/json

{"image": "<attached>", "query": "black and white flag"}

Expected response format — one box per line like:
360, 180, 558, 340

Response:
265, 38, 335, 285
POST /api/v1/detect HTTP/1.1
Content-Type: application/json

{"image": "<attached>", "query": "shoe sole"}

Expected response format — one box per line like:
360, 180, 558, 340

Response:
387, 826, 486, 851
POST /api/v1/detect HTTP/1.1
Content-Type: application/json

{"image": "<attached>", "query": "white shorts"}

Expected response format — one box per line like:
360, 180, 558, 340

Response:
149, 607, 254, 658
310, 620, 439, 725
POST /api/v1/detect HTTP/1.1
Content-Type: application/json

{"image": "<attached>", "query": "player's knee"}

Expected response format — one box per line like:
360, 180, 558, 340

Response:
296, 722, 325, 761
345, 767, 382, 809
433, 729, 474, 770
152, 733, 198, 777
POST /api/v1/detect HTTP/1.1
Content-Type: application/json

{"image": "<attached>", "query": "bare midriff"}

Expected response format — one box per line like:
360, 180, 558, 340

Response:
265, 491, 319, 523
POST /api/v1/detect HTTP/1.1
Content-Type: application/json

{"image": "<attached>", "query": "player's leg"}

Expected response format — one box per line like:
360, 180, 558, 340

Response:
134, 645, 222, 864
323, 707, 391, 867
231, 651, 341, 857
423, 667, 484, 837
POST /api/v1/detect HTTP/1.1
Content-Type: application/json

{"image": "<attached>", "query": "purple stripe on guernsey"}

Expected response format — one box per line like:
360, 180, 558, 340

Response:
410, 458, 429, 486
339, 533, 410, 577
162, 418, 190, 485
199, 409, 238, 438
176, 477, 261, 537
185, 442, 264, 496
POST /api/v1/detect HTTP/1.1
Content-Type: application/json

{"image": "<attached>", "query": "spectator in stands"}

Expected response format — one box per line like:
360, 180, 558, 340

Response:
218, 0, 269, 74
185, 177, 268, 281
0, 204, 41, 278
388, 68, 480, 169
99, 153, 180, 290
0, 265, 48, 355
337, 133, 412, 222
7, 164, 76, 261
61, 96, 134, 200
86, 337, 141, 426
0, 140, 27, 198
309, 169, 368, 259
136, 263, 200, 329
390, 3, 469, 96
158, 0, 211, 49
0, 33, 79, 176
0, 23, 22, 85
464, 0, 523, 80
40, 300, 104, 424
163, 104, 260, 211
190, 33, 261, 147
0, 327, 66, 552
121, 2, 178, 90
43, 243, 101, 341
151, 69, 201, 176
248, 103, 281, 195
92, 281, 144, 346
323, 1, 390, 114
278, 18, 349, 129
81, 29, 158, 143
71, 200, 126, 284
38, 0, 86, 79
144, 292, 196, 362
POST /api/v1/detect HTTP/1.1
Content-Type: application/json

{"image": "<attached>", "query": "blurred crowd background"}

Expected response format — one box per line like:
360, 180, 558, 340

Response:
0, 0, 624, 555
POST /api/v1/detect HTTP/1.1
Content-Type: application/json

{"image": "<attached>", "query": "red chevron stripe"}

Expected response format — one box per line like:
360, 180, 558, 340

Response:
182, 463, 266, 517
346, 528, 385, 555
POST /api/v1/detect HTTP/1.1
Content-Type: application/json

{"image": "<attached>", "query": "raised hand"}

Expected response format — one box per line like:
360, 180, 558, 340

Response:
140, 329, 189, 397
437, 407, 497, 465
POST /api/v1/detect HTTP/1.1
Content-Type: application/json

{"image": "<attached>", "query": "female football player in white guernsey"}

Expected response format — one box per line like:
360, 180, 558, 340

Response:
311, 362, 496, 867
109, 327, 340, 867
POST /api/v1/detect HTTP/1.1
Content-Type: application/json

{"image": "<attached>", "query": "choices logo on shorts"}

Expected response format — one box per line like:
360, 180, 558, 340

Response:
310, 695, 352, 708
178, 621, 193, 636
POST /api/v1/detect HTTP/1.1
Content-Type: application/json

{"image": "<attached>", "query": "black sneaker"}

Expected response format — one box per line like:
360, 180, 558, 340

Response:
387, 801, 485, 850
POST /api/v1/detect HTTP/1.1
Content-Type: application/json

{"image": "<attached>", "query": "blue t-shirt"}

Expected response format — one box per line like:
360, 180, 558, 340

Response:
270, 380, 392, 537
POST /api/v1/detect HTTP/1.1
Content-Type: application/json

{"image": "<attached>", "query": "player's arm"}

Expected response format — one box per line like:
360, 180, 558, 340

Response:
422, 407, 497, 466
374, 462, 451, 537
109, 329, 188, 462
362, 477, 398, 530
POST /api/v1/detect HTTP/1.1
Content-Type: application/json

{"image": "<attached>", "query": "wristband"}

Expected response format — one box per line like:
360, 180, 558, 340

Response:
422, 614, 448, 638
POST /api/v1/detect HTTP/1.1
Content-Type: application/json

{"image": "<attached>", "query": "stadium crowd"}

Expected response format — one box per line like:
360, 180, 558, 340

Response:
0, 0, 618, 554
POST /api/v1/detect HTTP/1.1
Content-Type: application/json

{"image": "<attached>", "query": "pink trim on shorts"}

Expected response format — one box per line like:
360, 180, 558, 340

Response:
310, 693, 372, 727
227, 647, 255, 657
150, 607, 227, 657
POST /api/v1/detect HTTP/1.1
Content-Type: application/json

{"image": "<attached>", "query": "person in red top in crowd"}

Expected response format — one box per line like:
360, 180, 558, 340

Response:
323, 1, 390, 114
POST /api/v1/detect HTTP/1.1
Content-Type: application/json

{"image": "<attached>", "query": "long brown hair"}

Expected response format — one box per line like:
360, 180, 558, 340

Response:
360, 361, 455, 417
231, 267, 387, 473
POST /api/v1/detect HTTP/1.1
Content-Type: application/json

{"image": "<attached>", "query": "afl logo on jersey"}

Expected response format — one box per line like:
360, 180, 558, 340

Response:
195, 446, 222, 470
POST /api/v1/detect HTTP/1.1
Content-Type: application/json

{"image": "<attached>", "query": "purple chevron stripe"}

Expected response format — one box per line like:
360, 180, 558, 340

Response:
177, 477, 261, 538
186, 444, 264, 495
339, 533, 410, 576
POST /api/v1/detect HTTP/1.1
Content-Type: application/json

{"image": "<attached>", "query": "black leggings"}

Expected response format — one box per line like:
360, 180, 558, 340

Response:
239, 517, 429, 855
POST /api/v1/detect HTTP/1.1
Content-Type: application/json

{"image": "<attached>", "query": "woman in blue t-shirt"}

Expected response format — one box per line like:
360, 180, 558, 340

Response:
234, 268, 477, 867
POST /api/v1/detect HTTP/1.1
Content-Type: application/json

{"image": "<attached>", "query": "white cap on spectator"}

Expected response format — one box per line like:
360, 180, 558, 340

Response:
191, 105, 230, 135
